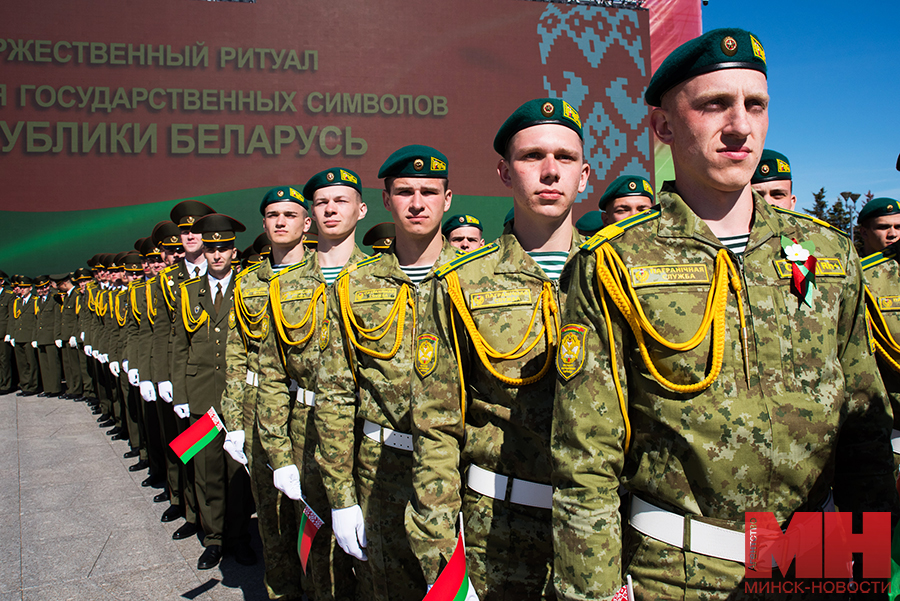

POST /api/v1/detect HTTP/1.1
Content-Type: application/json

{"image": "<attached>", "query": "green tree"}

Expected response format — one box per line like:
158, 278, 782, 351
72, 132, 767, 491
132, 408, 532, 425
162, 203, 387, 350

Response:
808, 187, 829, 221
826, 197, 851, 233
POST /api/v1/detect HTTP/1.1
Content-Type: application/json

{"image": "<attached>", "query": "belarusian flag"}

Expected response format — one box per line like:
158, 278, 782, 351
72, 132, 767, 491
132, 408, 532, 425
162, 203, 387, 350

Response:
169, 407, 225, 464
611, 576, 635, 601
297, 502, 324, 574
422, 532, 478, 601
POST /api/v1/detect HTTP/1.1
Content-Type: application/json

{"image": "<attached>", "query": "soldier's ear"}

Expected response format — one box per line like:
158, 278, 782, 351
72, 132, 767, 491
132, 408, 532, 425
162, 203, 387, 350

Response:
650, 108, 674, 145
497, 159, 512, 189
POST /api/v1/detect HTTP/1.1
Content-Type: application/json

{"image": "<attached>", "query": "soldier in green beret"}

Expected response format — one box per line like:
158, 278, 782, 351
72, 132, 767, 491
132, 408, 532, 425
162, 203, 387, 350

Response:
406, 97, 590, 599
315, 145, 457, 601
858, 196, 900, 256
574, 210, 604, 236
599, 174, 655, 225
751, 148, 796, 209
553, 27, 899, 599
221, 186, 308, 599
442, 214, 485, 252
255, 166, 370, 600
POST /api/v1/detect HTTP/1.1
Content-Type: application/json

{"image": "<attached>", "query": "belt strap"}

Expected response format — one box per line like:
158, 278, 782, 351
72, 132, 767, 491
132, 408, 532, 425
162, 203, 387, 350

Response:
289, 380, 316, 406
466, 464, 552, 510
245, 370, 259, 387
892, 429, 900, 455
362, 419, 412, 451
629, 496, 746, 564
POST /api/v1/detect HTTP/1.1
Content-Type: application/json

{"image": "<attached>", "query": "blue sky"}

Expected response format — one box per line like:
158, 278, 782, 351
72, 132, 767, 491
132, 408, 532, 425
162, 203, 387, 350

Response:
701, 1, 900, 215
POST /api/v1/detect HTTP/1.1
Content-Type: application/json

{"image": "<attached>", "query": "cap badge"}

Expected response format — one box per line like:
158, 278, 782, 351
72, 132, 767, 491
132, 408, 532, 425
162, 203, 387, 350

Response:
289, 188, 304, 201
750, 34, 766, 63
721, 36, 738, 57
186, 216, 195, 224
760, 164, 770, 174
628, 181, 637, 190
888, 205, 895, 213
562, 101, 581, 128
277, 189, 285, 197
212, 232, 222, 241
541, 102, 554, 117
340, 169, 358, 184
431, 157, 447, 172
326, 172, 335, 181
413, 159, 424, 171
168, 236, 178, 244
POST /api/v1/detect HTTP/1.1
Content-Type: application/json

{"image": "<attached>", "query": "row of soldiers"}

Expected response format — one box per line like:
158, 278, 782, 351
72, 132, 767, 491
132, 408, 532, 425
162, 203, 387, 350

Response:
4, 26, 900, 601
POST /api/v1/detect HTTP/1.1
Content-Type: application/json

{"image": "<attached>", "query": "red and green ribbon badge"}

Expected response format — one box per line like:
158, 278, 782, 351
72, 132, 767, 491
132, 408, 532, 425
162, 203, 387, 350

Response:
781, 236, 817, 307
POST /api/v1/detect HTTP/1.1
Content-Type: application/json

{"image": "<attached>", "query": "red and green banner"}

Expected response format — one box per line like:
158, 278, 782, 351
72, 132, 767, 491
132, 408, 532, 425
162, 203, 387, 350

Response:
423, 533, 474, 601
169, 407, 224, 464
297, 502, 324, 574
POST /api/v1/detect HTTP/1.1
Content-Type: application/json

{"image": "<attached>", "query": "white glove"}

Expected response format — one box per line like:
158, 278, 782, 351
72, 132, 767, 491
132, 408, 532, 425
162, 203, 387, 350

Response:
8, 338, 14, 346
139, 381, 157, 402
31, 341, 37, 348
3, 335, 9, 342
80, 331, 85, 341
55, 339, 63, 348
100, 353, 108, 364
332, 505, 367, 560
223, 430, 248, 465
68, 336, 77, 348
173, 403, 190, 419
272, 464, 303, 501
128, 368, 140, 386
91, 349, 99, 359
122, 360, 129, 372
109, 361, 120, 377
83, 344, 91, 356
158, 380, 173, 403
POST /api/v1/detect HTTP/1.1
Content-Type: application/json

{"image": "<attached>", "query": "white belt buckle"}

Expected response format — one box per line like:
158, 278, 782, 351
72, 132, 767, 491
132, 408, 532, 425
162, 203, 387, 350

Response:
466, 465, 552, 509
304, 390, 316, 407
510, 478, 553, 509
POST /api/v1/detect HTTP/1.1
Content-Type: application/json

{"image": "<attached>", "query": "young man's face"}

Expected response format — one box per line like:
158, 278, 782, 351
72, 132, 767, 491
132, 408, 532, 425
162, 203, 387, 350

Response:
181, 227, 204, 254
163, 248, 185, 266
312, 186, 367, 241
263, 201, 310, 249
499, 123, 589, 221
751, 180, 796, 210
653, 69, 769, 197
383, 178, 451, 239
860, 214, 900, 255
447, 226, 484, 252
203, 245, 236, 277
602, 196, 654, 226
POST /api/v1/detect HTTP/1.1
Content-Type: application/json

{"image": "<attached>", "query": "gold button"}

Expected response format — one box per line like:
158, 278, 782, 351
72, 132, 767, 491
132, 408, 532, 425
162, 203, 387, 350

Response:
215, 327, 220, 333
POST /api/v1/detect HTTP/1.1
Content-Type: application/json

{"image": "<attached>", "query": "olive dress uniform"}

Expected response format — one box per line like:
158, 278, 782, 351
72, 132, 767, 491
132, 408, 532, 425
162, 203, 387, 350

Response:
173, 272, 253, 551
315, 241, 458, 601
59, 285, 83, 397
0, 286, 15, 392
257, 248, 366, 601
552, 186, 900, 600
13, 293, 40, 394
35, 291, 62, 396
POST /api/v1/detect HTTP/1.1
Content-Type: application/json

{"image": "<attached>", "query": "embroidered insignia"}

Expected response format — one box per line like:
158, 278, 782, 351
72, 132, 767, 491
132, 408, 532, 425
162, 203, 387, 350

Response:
469, 289, 532, 309
750, 34, 765, 63
643, 180, 654, 195
415, 333, 438, 377
878, 296, 900, 312
777, 158, 790, 173
319, 317, 330, 351
628, 264, 710, 287
289, 188, 304, 201
260, 316, 269, 337
228, 308, 236, 329
556, 324, 587, 381
562, 101, 581, 128
340, 169, 358, 184
431, 157, 447, 172
354, 289, 398, 303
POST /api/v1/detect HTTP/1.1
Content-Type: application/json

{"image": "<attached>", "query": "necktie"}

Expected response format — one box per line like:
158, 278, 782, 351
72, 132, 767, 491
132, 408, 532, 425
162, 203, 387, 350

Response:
192, 267, 199, 278
213, 283, 222, 314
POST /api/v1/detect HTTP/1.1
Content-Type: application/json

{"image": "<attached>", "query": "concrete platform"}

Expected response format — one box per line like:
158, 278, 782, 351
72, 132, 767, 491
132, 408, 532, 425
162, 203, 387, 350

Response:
1, 392, 272, 601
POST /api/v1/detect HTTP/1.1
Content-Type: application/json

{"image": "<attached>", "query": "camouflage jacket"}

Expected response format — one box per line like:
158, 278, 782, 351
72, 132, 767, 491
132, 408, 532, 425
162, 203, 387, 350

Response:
862, 245, 900, 428
551, 183, 900, 600
258, 246, 368, 472
405, 231, 582, 583
314, 240, 459, 510
221, 258, 273, 434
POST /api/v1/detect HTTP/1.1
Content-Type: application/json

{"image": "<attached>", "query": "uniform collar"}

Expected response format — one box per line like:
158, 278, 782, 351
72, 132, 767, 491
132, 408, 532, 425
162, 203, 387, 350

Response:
493, 227, 583, 278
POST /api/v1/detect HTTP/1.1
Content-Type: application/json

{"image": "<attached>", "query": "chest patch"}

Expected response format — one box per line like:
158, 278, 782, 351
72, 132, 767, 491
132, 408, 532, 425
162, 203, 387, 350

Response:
415, 333, 438, 377
628, 264, 710, 287
354, 288, 397, 303
469, 289, 532, 309
556, 324, 587, 381
773, 258, 845, 278
879, 296, 900, 312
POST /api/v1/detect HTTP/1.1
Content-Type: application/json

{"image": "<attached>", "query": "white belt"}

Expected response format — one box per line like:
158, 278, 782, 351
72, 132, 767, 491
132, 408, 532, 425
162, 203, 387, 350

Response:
466, 464, 552, 510
362, 419, 412, 451
289, 380, 316, 406
629, 496, 746, 564
892, 429, 900, 455
245, 370, 259, 387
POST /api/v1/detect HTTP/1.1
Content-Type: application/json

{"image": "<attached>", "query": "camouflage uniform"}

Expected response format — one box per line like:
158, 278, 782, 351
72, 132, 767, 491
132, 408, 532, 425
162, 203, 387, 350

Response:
222, 257, 303, 600
862, 245, 900, 475
406, 232, 584, 599
552, 185, 900, 600
257, 248, 366, 601
315, 241, 458, 601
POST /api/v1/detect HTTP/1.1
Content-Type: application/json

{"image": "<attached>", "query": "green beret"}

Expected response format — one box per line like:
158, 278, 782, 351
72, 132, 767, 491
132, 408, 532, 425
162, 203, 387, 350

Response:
192, 214, 246, 248
170, 200, 216, 228
575, 211, 605, 235
303, 167, 362, 200
442, 214, 483, 237
378, 145, 448, 179
752, 149, 791, 184
493, 98, 583, 156
362, 222, 395, 250
858, 197, 900, 224
152, 221, 184, 248
645, 28, 767, 107
259, 186, 307, 215
598, 175, 654, 210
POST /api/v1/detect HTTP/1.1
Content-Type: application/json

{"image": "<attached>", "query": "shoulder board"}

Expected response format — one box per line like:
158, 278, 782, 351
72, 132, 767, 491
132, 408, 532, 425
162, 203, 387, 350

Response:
580, 209, 661, 252
337, 254, 382, 281
273, 258, 307, 279
236, 263, 261, 281
772, 206, 850, 238
435, 243, 499, 278
180, 276, 202, 289
133, 281, 147, 289
861, 251, 893, 271
161, 264, 180, 275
